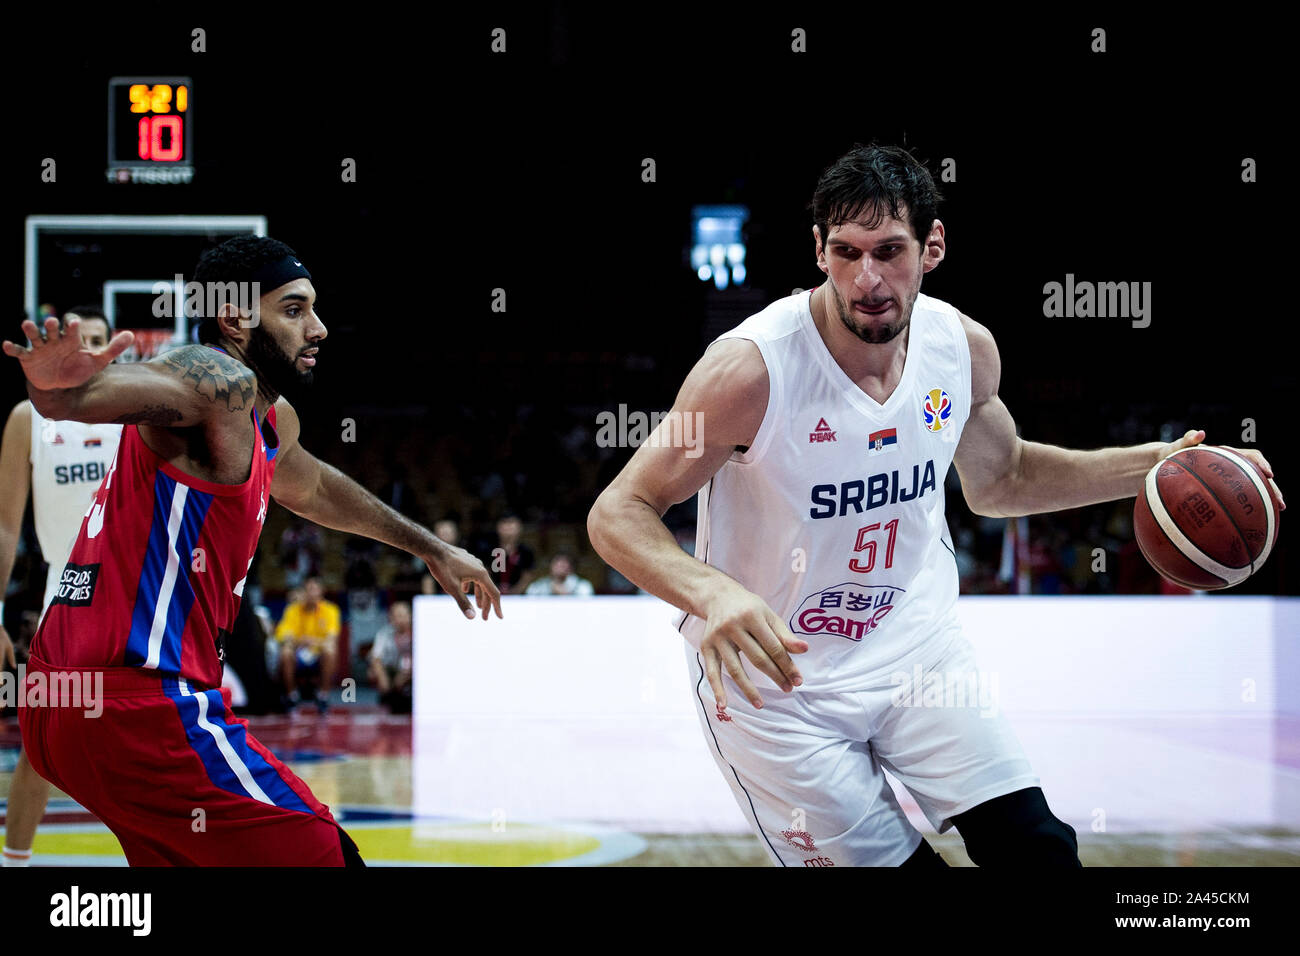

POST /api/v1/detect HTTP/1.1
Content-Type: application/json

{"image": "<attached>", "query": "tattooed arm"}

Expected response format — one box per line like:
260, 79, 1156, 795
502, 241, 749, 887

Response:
8, 325, 254, 427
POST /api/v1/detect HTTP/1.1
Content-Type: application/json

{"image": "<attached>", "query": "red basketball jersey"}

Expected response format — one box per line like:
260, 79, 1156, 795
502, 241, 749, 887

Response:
34, 400, 278, 688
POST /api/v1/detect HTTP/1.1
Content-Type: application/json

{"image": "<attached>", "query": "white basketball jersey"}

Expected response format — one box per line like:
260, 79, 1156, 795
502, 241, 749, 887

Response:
678, 288, 972, 693
28, 404, 123, 611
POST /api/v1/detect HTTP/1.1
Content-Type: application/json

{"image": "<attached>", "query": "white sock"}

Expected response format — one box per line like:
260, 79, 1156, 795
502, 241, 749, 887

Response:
2, 845, 33, 867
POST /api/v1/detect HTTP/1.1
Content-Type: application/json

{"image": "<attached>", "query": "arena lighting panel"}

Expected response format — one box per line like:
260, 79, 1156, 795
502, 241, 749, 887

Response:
691, 204, 749, 289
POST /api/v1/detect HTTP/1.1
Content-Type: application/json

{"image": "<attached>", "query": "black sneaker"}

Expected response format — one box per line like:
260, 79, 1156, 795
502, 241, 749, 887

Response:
314, 692, 329, 714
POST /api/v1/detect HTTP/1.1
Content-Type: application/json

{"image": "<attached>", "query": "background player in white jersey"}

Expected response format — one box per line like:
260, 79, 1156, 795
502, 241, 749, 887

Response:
589, 144, 1285, 867
0, 306, 122, 866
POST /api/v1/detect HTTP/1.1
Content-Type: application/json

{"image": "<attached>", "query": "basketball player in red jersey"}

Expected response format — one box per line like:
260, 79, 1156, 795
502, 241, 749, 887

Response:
2, 236, 502, 865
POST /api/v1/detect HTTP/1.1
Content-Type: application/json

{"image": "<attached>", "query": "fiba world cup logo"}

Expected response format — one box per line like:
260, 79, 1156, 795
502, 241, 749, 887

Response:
922, 388, 952, 432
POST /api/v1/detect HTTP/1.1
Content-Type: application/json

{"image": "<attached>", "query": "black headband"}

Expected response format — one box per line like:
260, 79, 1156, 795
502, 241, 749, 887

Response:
250, 255, 312, 292
190, 255, 312, 342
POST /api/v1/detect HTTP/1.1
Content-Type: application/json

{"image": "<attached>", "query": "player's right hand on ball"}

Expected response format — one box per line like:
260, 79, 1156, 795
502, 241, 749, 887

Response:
2, 317, 134, 391
699, 584, 807, 710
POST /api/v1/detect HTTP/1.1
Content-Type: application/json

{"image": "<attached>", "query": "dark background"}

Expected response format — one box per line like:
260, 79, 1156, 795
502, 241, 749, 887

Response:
1, 7, 1291, 596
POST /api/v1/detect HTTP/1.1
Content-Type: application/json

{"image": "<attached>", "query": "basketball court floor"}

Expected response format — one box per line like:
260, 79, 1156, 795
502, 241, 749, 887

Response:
4, 706, 1298, 866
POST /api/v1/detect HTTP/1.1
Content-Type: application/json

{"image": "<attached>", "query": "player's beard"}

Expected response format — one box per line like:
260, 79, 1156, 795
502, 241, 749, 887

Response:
829, 282, 913, 345
246, 324, 313, 396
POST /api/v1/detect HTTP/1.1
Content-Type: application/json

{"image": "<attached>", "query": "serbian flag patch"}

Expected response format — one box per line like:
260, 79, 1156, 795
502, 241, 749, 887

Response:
868, 428, 897, 452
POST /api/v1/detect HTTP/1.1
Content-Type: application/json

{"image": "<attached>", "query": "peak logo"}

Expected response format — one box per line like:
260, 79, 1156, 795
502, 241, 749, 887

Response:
789, 583, 902, 643
809, 418, 836, 443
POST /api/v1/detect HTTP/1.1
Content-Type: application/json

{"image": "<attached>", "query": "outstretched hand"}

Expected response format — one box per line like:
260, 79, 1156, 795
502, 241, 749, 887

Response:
1, 317, 134, 391
425, 542, 504, 621
1158, 428, 1285, 513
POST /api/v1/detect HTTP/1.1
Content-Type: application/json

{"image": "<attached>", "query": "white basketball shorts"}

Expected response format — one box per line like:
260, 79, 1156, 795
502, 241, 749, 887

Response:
685, 629, 1040, 866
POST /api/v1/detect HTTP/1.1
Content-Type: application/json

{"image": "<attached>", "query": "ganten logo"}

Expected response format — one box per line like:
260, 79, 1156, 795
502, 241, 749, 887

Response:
789, 583, 903, 643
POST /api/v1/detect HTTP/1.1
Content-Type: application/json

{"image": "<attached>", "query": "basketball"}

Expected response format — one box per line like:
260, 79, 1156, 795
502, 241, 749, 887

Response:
1134, 446, 1280, 590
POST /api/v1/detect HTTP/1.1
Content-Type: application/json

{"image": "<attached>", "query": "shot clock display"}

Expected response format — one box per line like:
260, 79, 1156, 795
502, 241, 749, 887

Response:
106, 76, 194, 184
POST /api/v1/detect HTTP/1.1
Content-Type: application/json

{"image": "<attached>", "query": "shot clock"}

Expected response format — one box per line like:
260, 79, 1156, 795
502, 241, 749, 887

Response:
106, 76, 194, 184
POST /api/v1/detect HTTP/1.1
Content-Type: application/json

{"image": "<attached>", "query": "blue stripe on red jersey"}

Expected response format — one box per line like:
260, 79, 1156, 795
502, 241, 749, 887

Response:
163, 677, 314, 813
124, 472, 214, 672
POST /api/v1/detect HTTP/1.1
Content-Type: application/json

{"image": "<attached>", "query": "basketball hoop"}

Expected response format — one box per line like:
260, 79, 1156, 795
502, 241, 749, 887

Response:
118, 328, 178, 363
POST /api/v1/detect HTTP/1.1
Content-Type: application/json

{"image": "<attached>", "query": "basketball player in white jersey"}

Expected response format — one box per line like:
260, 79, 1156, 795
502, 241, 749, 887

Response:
0, 306, 122, 866
589, 144, 1285, 866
